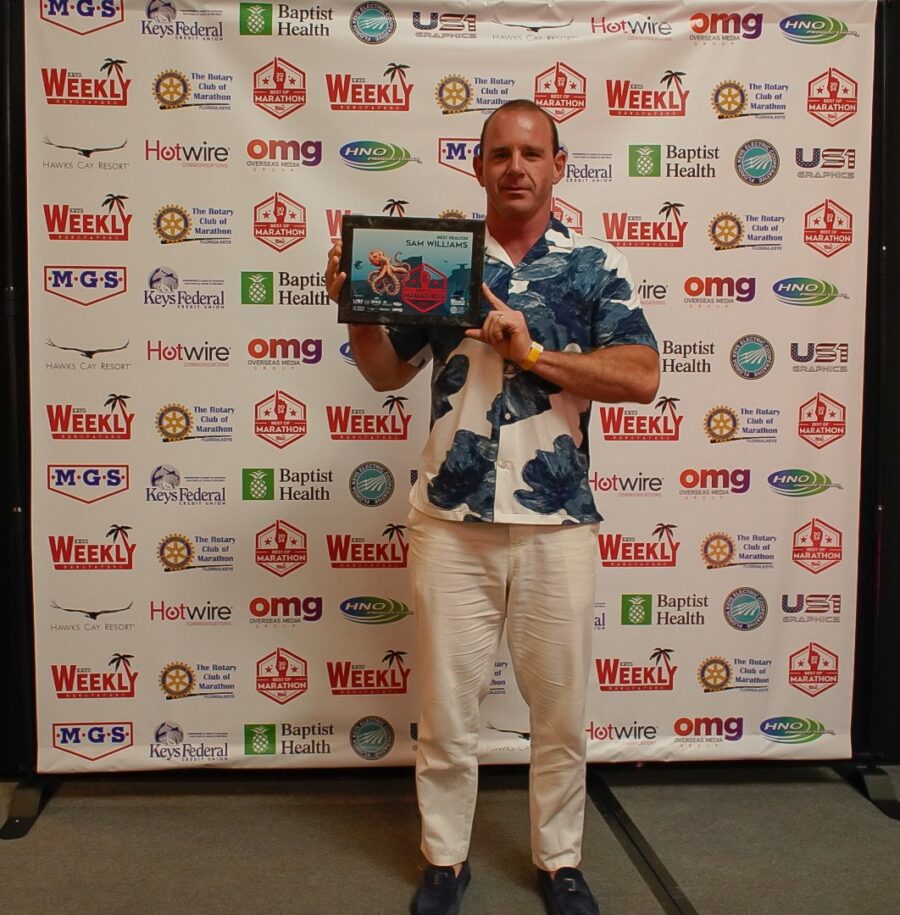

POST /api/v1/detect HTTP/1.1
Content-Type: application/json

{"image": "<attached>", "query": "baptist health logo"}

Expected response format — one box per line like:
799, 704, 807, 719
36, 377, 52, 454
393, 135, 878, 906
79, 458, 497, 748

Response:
629, 146, 660, 177
240, 4, 273, 34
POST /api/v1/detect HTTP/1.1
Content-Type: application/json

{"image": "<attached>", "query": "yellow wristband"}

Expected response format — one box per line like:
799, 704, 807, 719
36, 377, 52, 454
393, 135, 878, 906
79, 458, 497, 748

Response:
518, 341, 544, 371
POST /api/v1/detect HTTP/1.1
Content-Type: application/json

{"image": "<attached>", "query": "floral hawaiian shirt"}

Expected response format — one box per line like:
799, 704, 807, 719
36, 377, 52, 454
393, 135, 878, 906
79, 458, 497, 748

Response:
386, 217, 657, 525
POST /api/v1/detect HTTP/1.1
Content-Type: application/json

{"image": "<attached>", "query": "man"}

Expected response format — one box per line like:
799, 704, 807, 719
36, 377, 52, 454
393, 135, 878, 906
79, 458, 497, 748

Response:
326, 99, 659, 915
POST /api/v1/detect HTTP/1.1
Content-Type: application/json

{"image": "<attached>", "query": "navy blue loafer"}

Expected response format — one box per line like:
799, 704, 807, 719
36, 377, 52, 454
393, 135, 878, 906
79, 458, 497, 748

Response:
410, 861, 471, 915
537, 867, 600, 915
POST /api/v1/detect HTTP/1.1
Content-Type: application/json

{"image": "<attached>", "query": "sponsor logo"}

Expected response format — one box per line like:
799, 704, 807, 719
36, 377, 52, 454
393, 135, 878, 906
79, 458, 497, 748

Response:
52, 654, 138, 698
340, 140, 416, 171
760, 716, 830, 743
551, 197, 582, 233
340, 595, 411, 624
152, 203, 232, 245
240, 2, 331, 36
796, 147, 856, 178
44, 195, 131, 241
326, 65, 412, 111
690, 11, 762, 40
697, 655, 771, 692
159, 660, 236, 699
152, 69, 230, 110
155, 402, 234, 444
704, 404, 779, 444
598, 523, 680, 568
150, 721, 229, 762
438, 137, 480, 177
807, 68, 857, 126
434, 72, 516, 113
534, 62, 586, 122
602, 203, 687, 247
563, 149, 614, 184
596, 650, 677, 691
44, 265, 126, 307
621, 594, 652, 625
782, 593, 842, 623
350, 2, 395, 43
734, 139, 778, 185
791, 342, 849, 373
711, 79, 789, 119
42, 58, 130, 105
589, 470, 663, 497
412, 11, 477, 37
629, 144, 718, 179
145, 266, 224, 310
49, 598, 134, 632
708, 211, 783, 251
157, 532, 235, 572
804, 199, 852, 257
780, 14, 851, 44
768, 469, 839, 497
254, 391, 307, 448
798, 393, 846, 448
349, 462, 395, 506
256, 648, 308, 703
792, 518, 843, 573
598, 399, 682, 441
327, 398, 411, 440
788, 643, 839, 696
150, 599, 232, 625
773, 277, 843, 306
145, 138, 229, 168
242, 467, 332, 502
730, 334, 774, 379
703, 531, 775, 569
679, 467, 750, 495
586, 719, 659, 744
146, 339, 229, 367
254, 192, 306, 252
147, 464, 225, 507
253, 58, 306, 118
42, 0, 124, 35
52, 722, 133, 760
607, 70, 689, 116
350, 716, 395, 760
674, 716, 743, 742
248, 595, 323, 623
590, 14, 673, 39
245, 722, 334, 755
246, 137, 322, 169
327, 525, 408, 568
246, 336, 322, 368
48, 464, 129, 504
327, 208, 351, 244
255, 520, 307, 576
723, 587, 768, 630
622, 593, 708, 626
327, 650, 410, 695
661, 339, 714, 373
684, 275, 755, 306
41, 134, 128, 170
49, 524, 135, 571
141, 1, 224, 41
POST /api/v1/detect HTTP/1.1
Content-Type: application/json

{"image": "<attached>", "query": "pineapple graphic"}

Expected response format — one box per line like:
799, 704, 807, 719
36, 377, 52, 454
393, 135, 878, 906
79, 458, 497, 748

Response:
622, 594, 652, 625
245, 724, 276, 755
241, 271, 273, 305
629, 145, 661, 177
240, 3, 272, 35
247, 273, 268, 303
243, 468, 274, 500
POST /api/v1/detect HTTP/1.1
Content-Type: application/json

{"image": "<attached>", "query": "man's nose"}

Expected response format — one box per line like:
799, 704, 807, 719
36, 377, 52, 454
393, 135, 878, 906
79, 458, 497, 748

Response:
507, 153, 525, 173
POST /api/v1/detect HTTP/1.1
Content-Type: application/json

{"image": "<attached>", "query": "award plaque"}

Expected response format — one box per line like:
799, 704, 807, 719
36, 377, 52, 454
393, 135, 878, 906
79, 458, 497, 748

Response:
338, 214, 485, 327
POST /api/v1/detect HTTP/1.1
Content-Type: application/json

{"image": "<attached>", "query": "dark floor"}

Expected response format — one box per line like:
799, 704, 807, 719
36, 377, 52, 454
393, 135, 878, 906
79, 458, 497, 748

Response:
1, 764, 899, 914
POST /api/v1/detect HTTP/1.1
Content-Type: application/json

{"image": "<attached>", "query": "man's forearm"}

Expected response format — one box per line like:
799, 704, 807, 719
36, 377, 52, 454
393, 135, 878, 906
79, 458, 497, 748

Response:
348, 324, 420, 392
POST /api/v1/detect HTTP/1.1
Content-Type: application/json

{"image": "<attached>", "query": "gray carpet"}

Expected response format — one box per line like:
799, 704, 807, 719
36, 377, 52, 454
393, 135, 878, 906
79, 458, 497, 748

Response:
1, 766, 899, 914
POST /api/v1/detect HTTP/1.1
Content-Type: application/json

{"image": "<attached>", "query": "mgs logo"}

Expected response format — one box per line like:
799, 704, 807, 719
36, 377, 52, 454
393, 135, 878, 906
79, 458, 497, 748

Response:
44, 266, 126, 306
807, 68, 857, 126
438, 138, 480, 178
41, 0, 125, 36
534, 62, 586, 123
253, 58, 306, 118
52, 722, 133, 761
254, 192, 307, 252
47, 465, 129, 504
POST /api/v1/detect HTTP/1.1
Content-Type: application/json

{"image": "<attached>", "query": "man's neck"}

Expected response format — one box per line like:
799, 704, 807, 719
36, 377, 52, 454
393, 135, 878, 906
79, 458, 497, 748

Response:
486, 212, 550, 266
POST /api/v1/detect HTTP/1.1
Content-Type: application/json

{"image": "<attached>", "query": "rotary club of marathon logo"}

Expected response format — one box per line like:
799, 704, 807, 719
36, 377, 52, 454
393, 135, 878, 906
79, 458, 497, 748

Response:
157, 532, 235, 572
256, 648, 309, 704
710, 79, 787, 120
798, 393, 846, 448
155, 402, 234, 443
253, 57, 306, 118
807, 68, 857, 126
254, 192, 307, 251
803, 199, 853, 257
254, 391, 307, 447
151, 69, 231, 111
153, 203, 233, 245
255, 520, 308, 576
534, 62, 586, 122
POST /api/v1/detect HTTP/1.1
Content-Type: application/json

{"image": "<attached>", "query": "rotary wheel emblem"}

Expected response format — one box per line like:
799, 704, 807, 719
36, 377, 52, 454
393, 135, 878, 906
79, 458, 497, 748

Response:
159, 661, 196, 699
709, 212, 742, 249
702, 532, 735, 568
711, 80, 746, 118
156, 403, 193, 442
154, 205, 192, 244
698, 656, 732, 692
435, 75, 473, 114
704, 405, 738, 443
438, 209, 467, 220
158, 533, 194, 571
154, 70, 190, 109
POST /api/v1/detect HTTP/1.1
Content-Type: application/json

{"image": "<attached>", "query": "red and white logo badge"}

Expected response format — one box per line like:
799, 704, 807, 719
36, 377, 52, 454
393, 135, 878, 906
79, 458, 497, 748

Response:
326, 652, 411, 695
326, 525, 409, 568
792, 518, 842, 574
254, 192, 306, 252
254, 390, 307, 448
552, 198, 583, 234
44, 197, 131, 241
51, 657, 138, 698
44, 265, 127, 306
255, 521, 308, 576
47, 464, 129, 504
52, 722, 133, 761
607, 72, 689, 117
803, 199, 852, 257
253, 57, 306, 119
256, 647, 308, 704
597, 401, 682, 441
46, 395, 134, 440
595, 651, 678, 691
42, 60, 130, 105
534, 62, 586, 123
601, 205, 687, 248
789, 642, 839, 697
598, 524, 680, 567
402, 263, 448, 313
41, 0, 125, 35
438, 137, 480, 178
325, 69, 413, 111
798, 394, 846, 449
807, 68, 857, 127
326, 400, 411, 440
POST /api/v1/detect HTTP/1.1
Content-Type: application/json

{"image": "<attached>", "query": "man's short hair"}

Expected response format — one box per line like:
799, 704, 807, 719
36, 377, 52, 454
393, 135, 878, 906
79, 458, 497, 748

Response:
478, 99, 560, 156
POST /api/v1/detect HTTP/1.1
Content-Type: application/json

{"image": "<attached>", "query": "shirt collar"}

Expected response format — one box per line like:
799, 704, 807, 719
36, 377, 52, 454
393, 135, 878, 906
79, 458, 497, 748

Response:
484, 216, 574, 268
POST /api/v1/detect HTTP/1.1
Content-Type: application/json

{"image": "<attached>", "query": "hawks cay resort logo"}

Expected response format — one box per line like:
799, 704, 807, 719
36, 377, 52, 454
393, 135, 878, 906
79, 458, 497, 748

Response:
596, 649, 678, 691
607, 69, 688, 116
47, 464, 129, 504
327, 523, 409, 568
153, 203, 233, 245
152, 68, 232, 110
602, 201, 687, 247
145, 266, 225, 310
242, 466, 333, 502
47, 392, 134, 440
44, 193, 131, 242
155, 401, 234, 444
326, 63, 412, 111
239, 2, 333, 36
42, 133, 128, 171
710, 79, 787, 119
689, 10, 762, 41
44, 335, 130, 373
52, 652, 138, 699
598, 522, 680, 568
140, 1, 224, 41
146, 463, 226, 507
253, 58, 307, 118
597, 396, 683, 441
41, 0, 124, 35
241, 269, 327, 306
327, 649, 410, 695
52, 723, 133, 762
798, 393, 846, 448
157, 531, 235, 573
44, 264, 126, 307
533, 62, 586, 122
42, 57, 130, 105
703, 404, 779, 444
49, 597, 135, 633
49, 523, 136, 571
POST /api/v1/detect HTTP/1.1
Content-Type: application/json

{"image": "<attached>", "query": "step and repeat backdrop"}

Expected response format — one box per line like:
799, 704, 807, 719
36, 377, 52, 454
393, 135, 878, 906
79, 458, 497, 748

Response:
26, 0, 875, 771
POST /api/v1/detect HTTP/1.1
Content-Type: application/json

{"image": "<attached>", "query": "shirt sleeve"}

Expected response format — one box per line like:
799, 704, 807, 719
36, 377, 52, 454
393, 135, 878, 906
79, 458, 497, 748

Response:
386, 324, 433, 368
590, 244, 659, 352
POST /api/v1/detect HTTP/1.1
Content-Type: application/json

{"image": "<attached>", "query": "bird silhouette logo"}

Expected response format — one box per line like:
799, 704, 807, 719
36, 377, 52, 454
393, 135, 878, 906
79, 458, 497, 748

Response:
43, 136, 127, 158
46, 338, 128, 359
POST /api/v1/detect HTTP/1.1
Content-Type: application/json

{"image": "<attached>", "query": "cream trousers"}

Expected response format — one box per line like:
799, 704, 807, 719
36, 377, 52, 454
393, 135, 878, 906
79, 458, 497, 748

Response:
407, 507, 598, 871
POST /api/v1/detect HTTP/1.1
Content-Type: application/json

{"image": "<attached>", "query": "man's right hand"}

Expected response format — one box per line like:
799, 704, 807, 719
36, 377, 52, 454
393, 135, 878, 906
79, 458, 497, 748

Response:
325, 241, 345, 302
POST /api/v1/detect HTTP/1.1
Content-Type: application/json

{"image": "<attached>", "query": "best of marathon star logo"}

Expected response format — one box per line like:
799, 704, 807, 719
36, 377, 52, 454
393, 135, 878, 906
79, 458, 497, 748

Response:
792, 518, 842, 573
534, 62, 586, 123
807, 68, 857, 126
254, 192, 307, 252
798, 393, 846, 449
253, 58, 306, 118
803, 199, 852, 257
789, 642, 839, 696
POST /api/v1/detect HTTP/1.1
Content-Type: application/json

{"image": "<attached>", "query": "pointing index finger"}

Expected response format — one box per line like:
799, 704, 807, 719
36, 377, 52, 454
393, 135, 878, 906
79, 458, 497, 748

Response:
482, 282, 513, 312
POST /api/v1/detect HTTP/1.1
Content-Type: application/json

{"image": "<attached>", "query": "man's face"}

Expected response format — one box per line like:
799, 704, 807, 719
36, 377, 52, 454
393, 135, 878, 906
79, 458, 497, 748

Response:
474, 108, 566, 224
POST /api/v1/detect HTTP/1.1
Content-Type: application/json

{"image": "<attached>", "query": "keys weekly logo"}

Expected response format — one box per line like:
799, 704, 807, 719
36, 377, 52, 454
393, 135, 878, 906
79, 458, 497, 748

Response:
42, 57, 130, 105
326, 524, 408, 569
49, 523, 135, 571
52, 653, 138, 699
326, 650, 410, 695
326, 64, 413, 111
606, 70, 689, 116
597, 396, 682, 441
326, 396, 411, 440
46, 393, 134, 440
598, 523, 680, 567
601, 202, 687, 247
596, 649, 677, 691
43, 194, 131, 241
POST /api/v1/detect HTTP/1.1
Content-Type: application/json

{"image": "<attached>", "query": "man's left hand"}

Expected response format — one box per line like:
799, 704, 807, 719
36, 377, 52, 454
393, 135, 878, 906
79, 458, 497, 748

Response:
465, 283, 533, 365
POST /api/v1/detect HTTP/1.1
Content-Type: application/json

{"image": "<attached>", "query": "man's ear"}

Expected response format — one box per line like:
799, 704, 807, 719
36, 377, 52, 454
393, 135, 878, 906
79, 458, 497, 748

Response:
552, 150, 567, 185
473, 155, 485, 187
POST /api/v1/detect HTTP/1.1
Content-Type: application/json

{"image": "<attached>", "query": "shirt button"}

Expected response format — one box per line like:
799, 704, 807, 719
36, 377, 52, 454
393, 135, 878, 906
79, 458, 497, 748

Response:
504, 413, 512, 420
